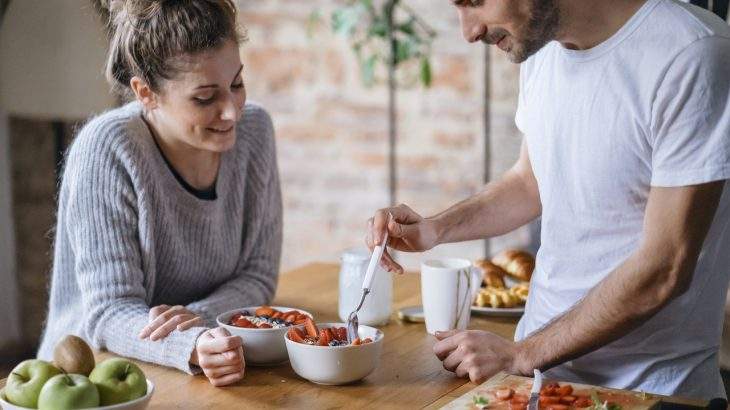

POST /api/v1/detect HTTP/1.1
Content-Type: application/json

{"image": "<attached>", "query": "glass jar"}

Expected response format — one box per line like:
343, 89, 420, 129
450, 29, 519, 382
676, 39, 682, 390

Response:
338, 247, 393, 326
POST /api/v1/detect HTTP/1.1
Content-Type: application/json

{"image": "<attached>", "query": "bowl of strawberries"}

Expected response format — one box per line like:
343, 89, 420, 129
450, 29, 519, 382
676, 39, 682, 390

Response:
216, 306, 313, 366
284, 318, 383, 385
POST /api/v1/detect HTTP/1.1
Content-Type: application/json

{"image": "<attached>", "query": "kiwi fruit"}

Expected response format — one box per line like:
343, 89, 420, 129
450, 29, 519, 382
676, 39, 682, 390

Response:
53, 335, 95, 376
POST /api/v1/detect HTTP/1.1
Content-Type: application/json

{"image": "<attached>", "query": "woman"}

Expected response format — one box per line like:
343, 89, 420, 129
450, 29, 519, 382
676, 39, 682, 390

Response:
37, 0, 282, 387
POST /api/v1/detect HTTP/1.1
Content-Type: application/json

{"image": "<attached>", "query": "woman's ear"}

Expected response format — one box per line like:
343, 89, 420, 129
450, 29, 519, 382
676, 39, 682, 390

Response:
130, 76, 158, 109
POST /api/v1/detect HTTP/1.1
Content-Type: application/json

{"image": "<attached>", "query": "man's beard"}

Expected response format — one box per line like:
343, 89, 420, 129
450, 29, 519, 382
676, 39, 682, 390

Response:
488, 0, 560, 63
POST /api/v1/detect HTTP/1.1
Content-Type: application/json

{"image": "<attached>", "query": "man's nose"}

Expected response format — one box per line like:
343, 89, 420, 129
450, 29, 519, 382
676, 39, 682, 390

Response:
463, 23, 487, 43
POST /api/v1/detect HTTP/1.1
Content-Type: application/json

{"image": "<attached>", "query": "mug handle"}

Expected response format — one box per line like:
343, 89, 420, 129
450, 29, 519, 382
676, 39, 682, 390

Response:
453, 268, 475, 329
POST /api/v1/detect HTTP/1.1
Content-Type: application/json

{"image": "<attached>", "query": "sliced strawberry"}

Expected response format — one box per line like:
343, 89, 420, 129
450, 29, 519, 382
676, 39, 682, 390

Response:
288, 327, 305, 343
304, 317, 319, 338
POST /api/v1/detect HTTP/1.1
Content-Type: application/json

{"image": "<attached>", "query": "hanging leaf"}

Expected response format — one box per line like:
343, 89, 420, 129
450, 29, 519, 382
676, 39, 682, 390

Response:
419, 56, 432, 87
361, 54, 378, 87
326, 0, 436, 89
394, 38, 417, 65
332, 5, 365, 36
306, 10, 322, 39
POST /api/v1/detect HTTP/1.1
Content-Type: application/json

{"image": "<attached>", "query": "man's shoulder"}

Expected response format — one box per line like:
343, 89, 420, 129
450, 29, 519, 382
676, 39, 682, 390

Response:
646, 0, 730, 49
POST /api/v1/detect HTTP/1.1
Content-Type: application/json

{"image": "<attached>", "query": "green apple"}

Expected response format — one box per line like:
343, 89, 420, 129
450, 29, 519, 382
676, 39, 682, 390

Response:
37, 374, 100, 410
89, 358, 146, 405
4, 359, 61, 408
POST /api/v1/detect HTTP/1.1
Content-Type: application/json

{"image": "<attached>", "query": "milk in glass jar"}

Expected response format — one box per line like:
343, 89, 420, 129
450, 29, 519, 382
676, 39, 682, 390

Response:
338, 247, 393, 326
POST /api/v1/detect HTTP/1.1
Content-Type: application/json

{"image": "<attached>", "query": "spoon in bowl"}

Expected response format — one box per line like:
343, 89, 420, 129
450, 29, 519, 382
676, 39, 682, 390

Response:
346, 214, 392, 343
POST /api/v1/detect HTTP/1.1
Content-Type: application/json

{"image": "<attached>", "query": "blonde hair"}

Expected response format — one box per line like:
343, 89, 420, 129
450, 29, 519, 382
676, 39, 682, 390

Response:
98, 0, 247, 99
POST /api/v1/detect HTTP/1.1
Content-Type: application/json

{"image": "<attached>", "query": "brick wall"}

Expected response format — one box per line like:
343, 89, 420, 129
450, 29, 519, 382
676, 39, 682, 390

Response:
237, 0, 529, 271
4, 1, 530, 354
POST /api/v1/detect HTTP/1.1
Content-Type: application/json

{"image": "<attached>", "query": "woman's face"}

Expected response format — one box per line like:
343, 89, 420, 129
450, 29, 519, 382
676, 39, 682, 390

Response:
148, 39, 246, 153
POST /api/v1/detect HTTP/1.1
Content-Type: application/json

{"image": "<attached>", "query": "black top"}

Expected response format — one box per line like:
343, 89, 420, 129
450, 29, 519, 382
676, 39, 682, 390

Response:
145, 119, 218, 201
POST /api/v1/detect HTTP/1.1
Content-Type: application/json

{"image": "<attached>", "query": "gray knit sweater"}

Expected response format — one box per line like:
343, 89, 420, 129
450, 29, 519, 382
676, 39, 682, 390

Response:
38, 101, 282, 374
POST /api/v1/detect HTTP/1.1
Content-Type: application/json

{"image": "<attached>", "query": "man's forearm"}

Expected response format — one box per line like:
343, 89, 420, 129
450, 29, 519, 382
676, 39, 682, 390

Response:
513, 247, 690, 375
512, 182, 723, 375
429, 168, 542, 245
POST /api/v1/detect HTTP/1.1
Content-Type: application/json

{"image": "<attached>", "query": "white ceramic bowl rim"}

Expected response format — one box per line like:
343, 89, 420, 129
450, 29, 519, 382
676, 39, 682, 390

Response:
284, 322, 383, 350
216, 306, 313, 332
0, 379, 154, 410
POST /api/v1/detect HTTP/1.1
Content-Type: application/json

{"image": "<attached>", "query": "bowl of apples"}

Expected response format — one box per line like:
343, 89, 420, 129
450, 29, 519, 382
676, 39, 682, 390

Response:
0, 336, 154, 410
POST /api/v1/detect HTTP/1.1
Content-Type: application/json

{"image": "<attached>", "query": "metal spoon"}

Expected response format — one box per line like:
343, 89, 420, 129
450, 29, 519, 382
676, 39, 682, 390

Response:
346, 215, 391, 343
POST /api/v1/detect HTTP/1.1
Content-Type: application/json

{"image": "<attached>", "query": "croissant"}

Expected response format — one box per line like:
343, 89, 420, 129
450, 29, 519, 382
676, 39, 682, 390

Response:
491, 249, 535, 282
475, 259, 507, 288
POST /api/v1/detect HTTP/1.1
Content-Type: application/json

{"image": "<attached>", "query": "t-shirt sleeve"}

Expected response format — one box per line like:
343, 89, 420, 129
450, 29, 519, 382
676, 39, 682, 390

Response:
649, 36, 730, 187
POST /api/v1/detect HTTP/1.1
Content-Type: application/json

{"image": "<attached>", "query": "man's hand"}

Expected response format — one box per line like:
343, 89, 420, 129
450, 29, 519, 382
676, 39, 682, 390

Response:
191, 327, 245, 387
365, 203, 440, 273
433, 329, 528, 384
139, 305, 204, 341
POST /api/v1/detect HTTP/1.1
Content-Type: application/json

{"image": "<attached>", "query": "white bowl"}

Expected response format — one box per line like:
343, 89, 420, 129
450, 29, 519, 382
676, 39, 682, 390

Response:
0, 379, 154, 410
216, 306, 313, 366
285, 322, 383, 385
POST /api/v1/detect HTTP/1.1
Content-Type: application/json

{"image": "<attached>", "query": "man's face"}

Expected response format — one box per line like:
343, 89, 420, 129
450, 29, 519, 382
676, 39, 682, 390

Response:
452, 0, 559, 63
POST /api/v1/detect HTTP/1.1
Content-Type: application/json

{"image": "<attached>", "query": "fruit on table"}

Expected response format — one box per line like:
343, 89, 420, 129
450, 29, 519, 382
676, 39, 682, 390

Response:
37, 374, 100, 410
88, 358, 147, 406
288, 318, 374, 346
4, 359, 61, 408
229, 306, 310, 328
53, 335, 95, 376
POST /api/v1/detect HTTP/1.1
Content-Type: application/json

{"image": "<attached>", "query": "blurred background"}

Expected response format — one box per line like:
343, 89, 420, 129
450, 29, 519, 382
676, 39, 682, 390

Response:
17, 0, 721, 376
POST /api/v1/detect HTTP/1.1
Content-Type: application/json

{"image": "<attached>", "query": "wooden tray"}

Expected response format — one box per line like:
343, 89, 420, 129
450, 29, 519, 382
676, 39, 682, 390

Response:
441, 373, 661, 410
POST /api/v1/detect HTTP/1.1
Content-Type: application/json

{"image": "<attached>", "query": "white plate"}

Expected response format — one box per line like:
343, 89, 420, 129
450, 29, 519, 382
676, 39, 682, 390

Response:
471, 305, 524, 317
0, 379, 154, 410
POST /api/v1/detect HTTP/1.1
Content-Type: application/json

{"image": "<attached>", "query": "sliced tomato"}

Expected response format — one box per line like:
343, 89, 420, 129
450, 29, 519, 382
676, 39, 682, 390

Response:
539, 396, 561, 406
559, 395, 576, 404
557, 385, 573, 396
573, 396, 593, 408
511, 394, 529, 404
496, 388, 514, 400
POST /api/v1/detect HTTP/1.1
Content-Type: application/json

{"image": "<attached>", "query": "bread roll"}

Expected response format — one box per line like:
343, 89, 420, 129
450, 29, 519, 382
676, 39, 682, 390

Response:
491, 249, 535, 282
475, 259, 507, 288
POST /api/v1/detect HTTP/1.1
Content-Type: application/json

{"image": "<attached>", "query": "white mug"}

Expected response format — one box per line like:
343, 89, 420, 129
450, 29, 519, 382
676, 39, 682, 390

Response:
420, 258, 481, 335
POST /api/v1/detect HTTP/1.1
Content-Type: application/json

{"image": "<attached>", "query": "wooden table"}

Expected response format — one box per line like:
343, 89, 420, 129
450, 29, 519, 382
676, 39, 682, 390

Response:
1, 263, 709, 409
123, 262, 519, 409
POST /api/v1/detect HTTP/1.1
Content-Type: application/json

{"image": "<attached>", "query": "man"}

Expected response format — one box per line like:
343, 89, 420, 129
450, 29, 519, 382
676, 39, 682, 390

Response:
366, 0, 730, 399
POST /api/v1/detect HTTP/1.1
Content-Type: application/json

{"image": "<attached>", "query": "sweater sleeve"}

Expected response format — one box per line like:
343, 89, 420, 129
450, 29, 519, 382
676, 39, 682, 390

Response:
187, 106, 283, 326
64, 123, 207, 374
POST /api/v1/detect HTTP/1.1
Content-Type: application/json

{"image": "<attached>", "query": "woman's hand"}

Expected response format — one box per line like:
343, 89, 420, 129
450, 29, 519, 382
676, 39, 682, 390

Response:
139, 305, 204, 341
191, 327, 245, 387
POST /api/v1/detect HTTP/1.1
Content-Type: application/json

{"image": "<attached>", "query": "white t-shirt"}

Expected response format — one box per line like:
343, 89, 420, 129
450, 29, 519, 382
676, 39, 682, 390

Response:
514, 0, 730, 399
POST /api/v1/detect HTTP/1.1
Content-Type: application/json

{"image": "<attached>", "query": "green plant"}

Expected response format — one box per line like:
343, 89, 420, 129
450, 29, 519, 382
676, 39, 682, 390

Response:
313, 0, 437, 205
328, 0, 436, 87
